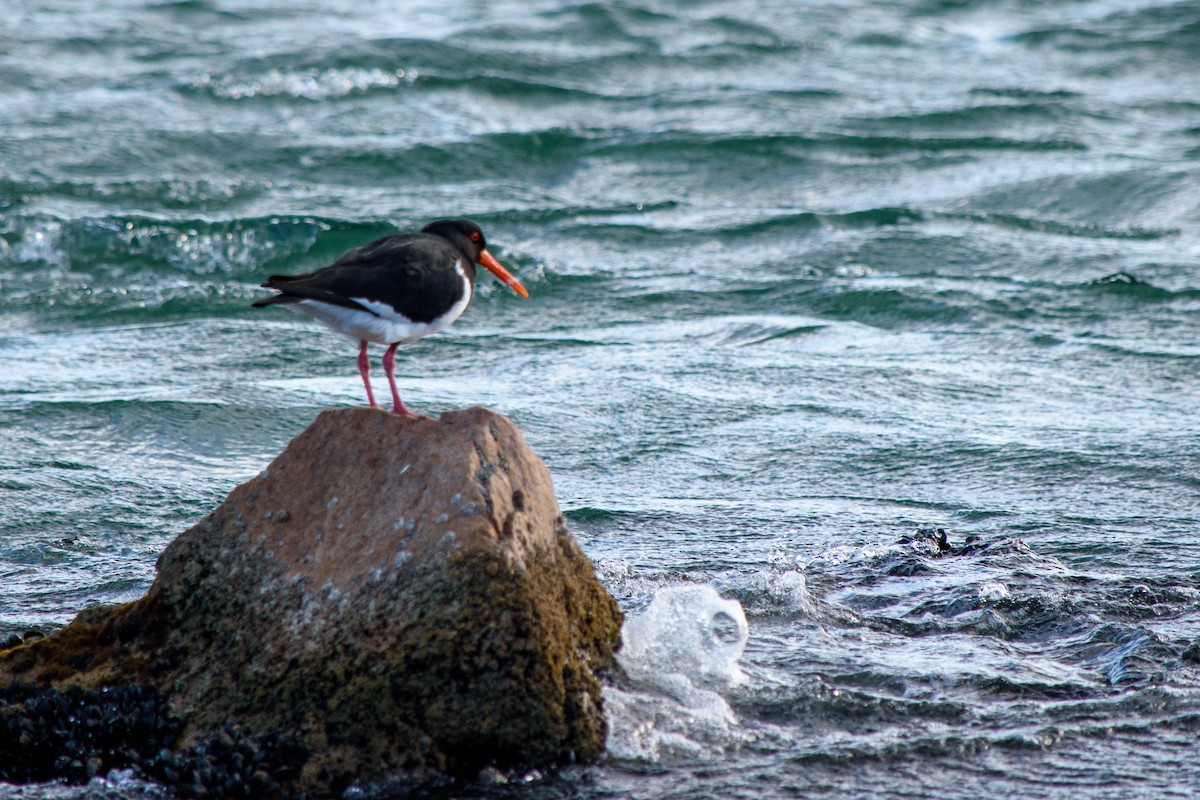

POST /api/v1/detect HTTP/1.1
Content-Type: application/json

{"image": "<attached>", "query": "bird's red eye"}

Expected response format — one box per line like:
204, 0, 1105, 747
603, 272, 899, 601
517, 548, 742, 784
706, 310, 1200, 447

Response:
470, 231, 481, 242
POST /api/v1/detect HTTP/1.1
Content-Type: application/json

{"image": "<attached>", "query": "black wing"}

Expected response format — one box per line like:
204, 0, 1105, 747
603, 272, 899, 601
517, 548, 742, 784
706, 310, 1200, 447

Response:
252, 233, 474, 324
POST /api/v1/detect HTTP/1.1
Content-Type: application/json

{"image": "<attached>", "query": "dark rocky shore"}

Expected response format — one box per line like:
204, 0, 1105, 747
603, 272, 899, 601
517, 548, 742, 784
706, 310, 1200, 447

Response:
0, 408, 623, 797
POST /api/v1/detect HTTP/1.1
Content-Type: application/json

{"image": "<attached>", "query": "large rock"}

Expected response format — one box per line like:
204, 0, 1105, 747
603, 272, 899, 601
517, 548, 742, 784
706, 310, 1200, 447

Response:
0, 407, 622, 796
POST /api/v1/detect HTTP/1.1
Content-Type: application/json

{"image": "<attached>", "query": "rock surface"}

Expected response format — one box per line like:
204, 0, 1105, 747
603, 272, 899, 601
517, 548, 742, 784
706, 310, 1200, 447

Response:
0, 407, 623, 796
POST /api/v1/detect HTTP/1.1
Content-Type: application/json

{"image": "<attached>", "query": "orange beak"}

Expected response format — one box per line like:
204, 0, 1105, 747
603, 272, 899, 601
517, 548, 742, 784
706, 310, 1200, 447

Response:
478, 249, 529, 298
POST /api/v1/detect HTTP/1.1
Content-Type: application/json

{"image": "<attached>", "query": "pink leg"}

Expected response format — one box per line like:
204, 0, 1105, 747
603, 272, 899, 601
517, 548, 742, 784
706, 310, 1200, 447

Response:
381, 342, 418, 417
357, 340, 379, 408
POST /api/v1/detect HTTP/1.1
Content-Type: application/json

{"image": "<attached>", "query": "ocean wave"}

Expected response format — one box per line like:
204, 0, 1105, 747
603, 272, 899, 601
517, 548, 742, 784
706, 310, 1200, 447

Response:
0, 213, 349, 276
264, 129, 1089, 187
1086, 272, 1180, 299
585, 130, 1087, 162
189, 66, 411, 101
850, 101, 1079, 131
1011, 3, 1200, 53
807, 286, 972, 326
0, 174, 267, 213
0, 214, 406, 328
937, 211, 1179, 240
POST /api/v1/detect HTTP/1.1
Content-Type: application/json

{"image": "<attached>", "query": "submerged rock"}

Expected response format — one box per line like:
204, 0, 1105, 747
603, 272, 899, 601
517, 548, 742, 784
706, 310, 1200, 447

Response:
0, 681, 304, 796
0, 407, 622, 797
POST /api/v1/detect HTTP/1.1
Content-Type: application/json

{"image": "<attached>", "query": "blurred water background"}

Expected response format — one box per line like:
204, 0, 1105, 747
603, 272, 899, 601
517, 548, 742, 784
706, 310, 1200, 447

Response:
2, 0, 1200, 797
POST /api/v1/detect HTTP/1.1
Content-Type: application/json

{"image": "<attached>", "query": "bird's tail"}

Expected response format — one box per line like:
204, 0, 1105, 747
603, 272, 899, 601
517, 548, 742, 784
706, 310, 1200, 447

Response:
250, 293, 301, 308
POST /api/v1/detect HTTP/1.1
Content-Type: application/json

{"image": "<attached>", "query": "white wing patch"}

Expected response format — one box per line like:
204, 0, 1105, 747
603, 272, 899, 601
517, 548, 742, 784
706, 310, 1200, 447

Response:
288, 260, 473, 345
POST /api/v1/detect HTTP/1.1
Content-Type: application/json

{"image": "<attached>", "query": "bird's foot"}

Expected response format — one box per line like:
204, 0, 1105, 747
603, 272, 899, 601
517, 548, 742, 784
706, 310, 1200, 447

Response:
391, 403, 422, 418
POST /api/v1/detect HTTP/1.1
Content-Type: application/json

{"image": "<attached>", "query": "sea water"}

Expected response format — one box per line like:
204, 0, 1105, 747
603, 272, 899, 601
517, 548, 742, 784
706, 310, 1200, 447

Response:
2, 0, 1200, 797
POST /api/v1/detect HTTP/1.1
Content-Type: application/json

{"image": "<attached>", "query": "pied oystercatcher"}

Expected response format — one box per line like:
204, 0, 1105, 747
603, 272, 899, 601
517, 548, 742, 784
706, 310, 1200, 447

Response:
252, 218, 528, 416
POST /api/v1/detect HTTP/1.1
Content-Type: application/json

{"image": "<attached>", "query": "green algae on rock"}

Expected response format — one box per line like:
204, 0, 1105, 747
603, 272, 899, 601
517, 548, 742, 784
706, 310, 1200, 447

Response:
0, 407, 623, 797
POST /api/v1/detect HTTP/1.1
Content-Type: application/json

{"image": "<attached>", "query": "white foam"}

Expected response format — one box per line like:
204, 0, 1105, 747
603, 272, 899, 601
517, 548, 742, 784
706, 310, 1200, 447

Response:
978, 580, 1011, 602
619, 584, 749, 687
605, 585, 750, 762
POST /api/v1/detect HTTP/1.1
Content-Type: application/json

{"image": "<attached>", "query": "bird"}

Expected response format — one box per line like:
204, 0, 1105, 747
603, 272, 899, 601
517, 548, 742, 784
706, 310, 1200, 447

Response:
252, 218, 528, 416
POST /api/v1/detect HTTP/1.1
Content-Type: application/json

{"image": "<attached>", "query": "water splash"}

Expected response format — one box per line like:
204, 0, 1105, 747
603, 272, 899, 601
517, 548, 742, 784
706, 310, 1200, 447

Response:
604, 585, 749, 762
620, 584, 749, 686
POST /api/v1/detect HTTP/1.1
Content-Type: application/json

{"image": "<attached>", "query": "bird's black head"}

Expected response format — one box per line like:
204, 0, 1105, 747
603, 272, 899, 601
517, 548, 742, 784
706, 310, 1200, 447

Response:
421, 218, 529, 298
421, 218, 487, 263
